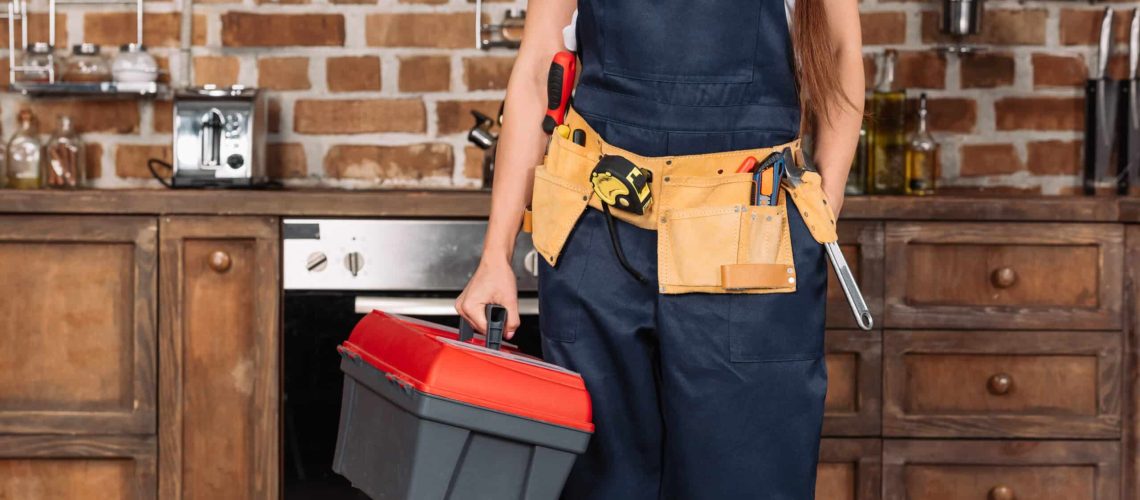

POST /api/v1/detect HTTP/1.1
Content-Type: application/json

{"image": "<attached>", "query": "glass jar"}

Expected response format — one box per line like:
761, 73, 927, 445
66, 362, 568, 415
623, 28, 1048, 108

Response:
112, 43, 157, 83
43, 115, 86, 189
19, 42, 58, 83
63, 43, 111, 83
7, 109, 43, 189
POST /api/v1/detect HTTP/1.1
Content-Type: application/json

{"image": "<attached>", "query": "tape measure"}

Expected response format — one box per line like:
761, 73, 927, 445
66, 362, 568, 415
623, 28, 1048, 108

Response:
590, 155, 652, 215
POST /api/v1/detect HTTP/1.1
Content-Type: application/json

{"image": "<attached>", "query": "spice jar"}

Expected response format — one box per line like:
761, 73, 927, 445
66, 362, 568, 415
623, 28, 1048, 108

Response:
43, 116, 86, 189
6, 109, 43, 189
19, 42, 58, 83
112, 43, 157, 83
63, 43, 111, 83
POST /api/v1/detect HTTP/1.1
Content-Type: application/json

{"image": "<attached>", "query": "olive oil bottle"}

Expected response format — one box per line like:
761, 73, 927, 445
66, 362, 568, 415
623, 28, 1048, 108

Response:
868, 50, 906, 194
905, 93, 938, 195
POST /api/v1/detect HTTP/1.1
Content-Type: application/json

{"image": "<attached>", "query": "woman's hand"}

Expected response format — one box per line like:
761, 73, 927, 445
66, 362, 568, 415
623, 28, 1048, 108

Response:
455, 257, 522, 339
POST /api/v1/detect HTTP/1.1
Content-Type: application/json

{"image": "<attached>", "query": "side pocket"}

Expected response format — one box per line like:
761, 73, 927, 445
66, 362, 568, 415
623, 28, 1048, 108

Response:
721, 202, 796, 292
659, 205, 744, 288
531, 165, 593, 266
784, 171, 838, 244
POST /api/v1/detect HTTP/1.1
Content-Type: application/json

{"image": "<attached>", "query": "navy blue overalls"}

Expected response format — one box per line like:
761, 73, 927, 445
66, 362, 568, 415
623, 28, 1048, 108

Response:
537, 0, 828, 498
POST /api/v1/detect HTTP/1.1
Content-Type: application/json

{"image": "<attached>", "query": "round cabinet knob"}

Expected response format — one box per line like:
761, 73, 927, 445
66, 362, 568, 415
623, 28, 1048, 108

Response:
523, 249, 540, 277
989, 485, 1015, 500
344, 252, 364, 277
991, 267, 1017, 289
987, 373, 1013, 395
208, 251, 232, 273
306, 252, 328, 272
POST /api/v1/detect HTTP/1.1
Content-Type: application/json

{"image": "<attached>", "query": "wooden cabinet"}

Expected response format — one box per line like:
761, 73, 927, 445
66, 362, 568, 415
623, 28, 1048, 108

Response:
0, 435, 157, 499
824, 330, 882, 437
817, 439, 881, 500
158, 217, 280, 500
883, 440, 1120, 500
884, 331, 1121, 439
0, 216, 157, 435
827, 221, 883, 329
884, 223, 1123, 330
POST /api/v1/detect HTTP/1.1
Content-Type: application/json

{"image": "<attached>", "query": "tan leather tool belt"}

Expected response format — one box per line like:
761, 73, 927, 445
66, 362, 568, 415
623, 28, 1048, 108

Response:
526, 108, 838, 295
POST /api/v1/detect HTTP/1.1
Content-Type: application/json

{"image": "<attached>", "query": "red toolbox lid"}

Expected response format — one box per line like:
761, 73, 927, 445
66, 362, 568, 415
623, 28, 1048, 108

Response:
339, 311, 594, 433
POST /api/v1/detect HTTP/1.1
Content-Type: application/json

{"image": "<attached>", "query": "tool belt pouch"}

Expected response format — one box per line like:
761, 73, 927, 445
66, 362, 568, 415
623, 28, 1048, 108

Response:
658, 173, 796, 294
783, 171, 839, 244
528, 139, 595, 267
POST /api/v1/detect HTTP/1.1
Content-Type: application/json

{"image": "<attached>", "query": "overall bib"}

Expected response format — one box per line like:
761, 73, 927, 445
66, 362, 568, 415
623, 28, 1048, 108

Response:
537, 0, 828, 498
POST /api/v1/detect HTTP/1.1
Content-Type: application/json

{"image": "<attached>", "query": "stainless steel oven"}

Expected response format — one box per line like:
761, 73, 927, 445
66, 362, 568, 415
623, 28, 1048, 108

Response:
281, 219, 541, 498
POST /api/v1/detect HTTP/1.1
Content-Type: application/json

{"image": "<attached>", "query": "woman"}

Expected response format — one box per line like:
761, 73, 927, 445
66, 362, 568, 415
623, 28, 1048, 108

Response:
457, 0, 863, 496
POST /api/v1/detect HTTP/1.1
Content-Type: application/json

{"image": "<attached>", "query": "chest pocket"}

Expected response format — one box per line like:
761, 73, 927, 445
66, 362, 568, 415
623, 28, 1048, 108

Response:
601, 0, 765, 84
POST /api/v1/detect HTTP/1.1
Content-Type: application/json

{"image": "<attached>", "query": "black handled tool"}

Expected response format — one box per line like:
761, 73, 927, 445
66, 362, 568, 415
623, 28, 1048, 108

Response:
458, 304, 507, 351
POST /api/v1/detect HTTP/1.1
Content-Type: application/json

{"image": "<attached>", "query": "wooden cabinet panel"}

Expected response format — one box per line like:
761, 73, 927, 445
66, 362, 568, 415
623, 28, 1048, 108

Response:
827, 222, 883, 329
0, 216, 156, 434
1124, 226, 1140, 500
824, 330, 882, 437
884, 223, 1122, 330
817, 439, 881, 500
0, 435, 156, 499
883, 440, 1119, 500
884, 331, 1121, 438
159, 217, 279, 500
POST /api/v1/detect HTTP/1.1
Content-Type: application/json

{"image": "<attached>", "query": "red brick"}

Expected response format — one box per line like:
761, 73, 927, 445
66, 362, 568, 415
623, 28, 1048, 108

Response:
193, 56, 240, 87
1059, 8, 1131, 46
463, 56, 514, 91
464, 145, 485, 181
327, 56, 382, 92
926, 98, 976, 133
860, 12, 906, 45
1032, 53, 1088, 88
366, 13, 474, 48
400, 56, 450, 92
324, 144, 453, 180
1027, 140, 1081, 175
995, 97, 1083, 131
402, 0, 447, 4
29, 100, 139, 134
258, 57, 310, 90
893, 51, 945, 89
152, 100, 173, 133
86, 143, 103, 181
1, 13, 67, 48
116, 144, 171, 179
959, 144, 1023, 176
436, 100, 500, 135
222, 13, 345, 47
267, 143, 307, 178
294, 99, 425, 134
922, 10, 1046, 45
84, 12, 205, 47
960, 52, 1015, 89
267, 98, 282, 133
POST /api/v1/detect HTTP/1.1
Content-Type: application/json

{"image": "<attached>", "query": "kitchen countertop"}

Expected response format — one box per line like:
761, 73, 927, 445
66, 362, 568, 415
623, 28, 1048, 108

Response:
0, 189, 1133, 222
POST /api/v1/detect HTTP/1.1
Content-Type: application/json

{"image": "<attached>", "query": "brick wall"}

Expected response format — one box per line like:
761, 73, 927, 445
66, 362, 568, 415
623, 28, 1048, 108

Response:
0, 1, 1116, 192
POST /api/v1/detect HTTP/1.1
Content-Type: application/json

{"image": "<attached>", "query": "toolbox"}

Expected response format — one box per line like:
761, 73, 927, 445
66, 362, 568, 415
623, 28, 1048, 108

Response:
332, 307, 593, 500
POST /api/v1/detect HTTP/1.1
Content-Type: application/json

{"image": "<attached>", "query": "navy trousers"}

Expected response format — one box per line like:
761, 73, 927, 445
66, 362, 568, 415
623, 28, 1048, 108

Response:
539, 197, 828, 500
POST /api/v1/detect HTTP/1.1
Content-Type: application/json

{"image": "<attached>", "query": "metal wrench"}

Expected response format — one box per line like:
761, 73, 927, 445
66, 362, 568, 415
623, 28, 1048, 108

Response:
785, 154, 874, 330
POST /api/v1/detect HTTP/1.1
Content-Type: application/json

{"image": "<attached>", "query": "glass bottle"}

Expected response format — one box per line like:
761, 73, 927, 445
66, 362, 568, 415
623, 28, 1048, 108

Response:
43, 115, 86, 189
847, 114, 869, 195
19, 42, 58, 83
63, 43, 111, 83
905, 93, 938, 195
6, 109, 43, 189
868, 50, 907, 194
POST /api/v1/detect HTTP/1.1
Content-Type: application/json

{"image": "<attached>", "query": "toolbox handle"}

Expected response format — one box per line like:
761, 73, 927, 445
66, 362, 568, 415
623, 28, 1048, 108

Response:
458, 304, 507, 351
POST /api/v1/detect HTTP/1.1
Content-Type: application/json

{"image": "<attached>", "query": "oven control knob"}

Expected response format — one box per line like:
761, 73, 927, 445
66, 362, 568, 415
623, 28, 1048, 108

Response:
344, 252, 364, 277
227, 154, 245, 169
523, 249, 540, 277
306, 252, 328, 273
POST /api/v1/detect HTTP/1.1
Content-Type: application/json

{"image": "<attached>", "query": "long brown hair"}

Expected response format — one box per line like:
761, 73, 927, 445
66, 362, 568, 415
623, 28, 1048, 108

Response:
792, 0, 853, 131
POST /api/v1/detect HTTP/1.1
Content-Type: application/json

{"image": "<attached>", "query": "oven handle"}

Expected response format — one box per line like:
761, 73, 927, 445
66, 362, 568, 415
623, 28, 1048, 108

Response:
354, 296, 540, 316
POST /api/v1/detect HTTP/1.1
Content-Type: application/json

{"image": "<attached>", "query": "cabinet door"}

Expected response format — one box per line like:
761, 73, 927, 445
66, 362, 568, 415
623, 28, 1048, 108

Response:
0, 216, 157, 434
827, 221, 883, 329
817, 438, 881, 500
884, 222, 1123, 330
824, 330, 882, 437
0, 435, 156, 499
159, 217, 279, 500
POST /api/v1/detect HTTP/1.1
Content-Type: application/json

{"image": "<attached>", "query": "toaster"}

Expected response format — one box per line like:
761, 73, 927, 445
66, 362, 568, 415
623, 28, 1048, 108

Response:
172, 85, 268, 187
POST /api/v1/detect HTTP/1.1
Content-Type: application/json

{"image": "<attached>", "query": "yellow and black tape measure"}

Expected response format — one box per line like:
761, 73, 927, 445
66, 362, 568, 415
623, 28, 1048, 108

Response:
590, 155, 652, 215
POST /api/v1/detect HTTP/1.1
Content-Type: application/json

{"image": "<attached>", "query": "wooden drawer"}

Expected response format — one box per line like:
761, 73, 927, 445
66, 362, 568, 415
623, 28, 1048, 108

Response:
884, 223, 1122, 330
0, 216, 157, 434
817, 439, 881, 500
827, 221, 883, 329
824, 330, 882, 436
0, 435, 156, 499
884, 331, 1121, 439
883, 440, 1120, 500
